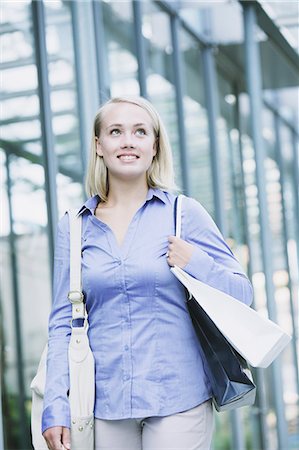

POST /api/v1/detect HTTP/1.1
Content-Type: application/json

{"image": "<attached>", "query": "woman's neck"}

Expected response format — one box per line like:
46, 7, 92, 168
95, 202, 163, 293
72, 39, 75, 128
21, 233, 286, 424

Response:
105, 177, 149, 208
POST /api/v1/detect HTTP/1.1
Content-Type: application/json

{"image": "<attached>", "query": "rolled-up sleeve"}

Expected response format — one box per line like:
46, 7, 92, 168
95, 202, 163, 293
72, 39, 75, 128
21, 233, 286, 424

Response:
42, 213, 72, 433
182, 197, 253, 306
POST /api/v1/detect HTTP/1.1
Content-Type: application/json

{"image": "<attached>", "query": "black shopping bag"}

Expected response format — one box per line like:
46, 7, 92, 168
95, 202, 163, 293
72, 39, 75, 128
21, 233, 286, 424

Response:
187, 296, 256, 412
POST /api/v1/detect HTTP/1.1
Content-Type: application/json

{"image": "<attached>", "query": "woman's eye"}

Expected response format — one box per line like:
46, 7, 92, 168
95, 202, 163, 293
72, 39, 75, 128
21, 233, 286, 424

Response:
136, 128, 146, 136
111, 129, 121, 135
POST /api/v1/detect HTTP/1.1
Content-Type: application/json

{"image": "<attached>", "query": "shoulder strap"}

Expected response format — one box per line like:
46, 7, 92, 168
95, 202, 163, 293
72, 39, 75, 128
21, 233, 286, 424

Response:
174, 194, 184, 239
67, 209, 86, 321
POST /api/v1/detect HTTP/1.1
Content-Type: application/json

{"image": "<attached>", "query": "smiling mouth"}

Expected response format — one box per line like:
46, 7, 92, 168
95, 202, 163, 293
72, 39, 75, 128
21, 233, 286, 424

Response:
117, 154, 140, 160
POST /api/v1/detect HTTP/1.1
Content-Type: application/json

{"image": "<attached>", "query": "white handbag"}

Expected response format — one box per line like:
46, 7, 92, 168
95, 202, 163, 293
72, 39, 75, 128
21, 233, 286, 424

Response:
171, 195, 291, 368
30, 209, 95, 450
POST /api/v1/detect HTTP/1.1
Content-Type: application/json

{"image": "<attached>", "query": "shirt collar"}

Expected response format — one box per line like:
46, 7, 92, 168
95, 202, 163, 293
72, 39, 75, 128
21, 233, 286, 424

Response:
76, 188, 167, 217
146, 188, 167, 204
76, 195, 100, 217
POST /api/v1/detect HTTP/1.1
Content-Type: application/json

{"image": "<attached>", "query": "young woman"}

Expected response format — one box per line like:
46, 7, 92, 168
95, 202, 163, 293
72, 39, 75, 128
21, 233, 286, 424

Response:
42, 96, 253, 450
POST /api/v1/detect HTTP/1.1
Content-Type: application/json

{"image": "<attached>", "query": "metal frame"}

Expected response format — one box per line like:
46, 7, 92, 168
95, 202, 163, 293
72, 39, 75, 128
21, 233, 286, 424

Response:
201, 43, 226, 235
235, 91, 269, 450
242, 4, 289, 449
31, 0, 58, 261
71, 0, 100, 172
5, 154, 30, 449
92, 0, 111, 103
273, 111, 299, 401
292, 132, 299, 265
170, 14, 190, 195
132, 0, 148, 97
251, 0, 299, 72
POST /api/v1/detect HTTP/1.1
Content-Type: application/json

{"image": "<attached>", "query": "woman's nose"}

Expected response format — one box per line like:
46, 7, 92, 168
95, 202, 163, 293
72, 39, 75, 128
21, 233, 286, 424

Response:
120, 132, 136, 148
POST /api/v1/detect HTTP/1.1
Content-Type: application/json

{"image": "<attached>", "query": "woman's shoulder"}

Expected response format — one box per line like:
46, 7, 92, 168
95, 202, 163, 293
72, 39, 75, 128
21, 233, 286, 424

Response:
177, 194, 218, 235
168, 192, 209, 216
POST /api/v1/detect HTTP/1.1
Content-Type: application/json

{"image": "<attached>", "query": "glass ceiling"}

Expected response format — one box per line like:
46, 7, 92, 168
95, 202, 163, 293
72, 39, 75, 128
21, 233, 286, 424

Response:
177, 1, 299, 54
256, 1, 299, 53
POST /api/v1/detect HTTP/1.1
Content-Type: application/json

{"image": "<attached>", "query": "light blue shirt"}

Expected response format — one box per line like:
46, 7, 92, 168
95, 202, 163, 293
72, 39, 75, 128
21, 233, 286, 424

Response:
42, 188, 253, 432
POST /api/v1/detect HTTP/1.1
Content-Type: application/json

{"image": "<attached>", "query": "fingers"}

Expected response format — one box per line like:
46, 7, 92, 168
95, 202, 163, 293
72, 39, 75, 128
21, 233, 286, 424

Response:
43, 426, 70, 450
166, 235, 194, 268
62, 427, 71, 450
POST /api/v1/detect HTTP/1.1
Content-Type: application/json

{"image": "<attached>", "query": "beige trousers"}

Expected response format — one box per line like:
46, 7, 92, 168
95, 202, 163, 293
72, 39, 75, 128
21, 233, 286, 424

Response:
95, 400, 214, 450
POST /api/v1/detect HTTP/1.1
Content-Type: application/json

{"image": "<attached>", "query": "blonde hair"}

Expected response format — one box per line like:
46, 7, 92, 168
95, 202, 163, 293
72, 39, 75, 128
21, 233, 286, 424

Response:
85, 96, 177, 201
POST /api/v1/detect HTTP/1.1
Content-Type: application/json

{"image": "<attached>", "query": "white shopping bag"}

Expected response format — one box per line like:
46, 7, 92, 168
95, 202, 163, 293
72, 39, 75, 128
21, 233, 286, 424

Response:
171, 265, 291, 368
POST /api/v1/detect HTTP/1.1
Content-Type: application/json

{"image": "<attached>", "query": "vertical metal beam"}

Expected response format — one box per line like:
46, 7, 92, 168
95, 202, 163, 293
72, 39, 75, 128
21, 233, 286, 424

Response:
31, 0, 58, 261
274, 112, 299, 398
170, 15, 190, 195
243, 4, 288, 449
92, 0, 111, 103
132, 0, 148, 97
235, 93, 270, 450
202, 10, 242, 445
291, 131, 299, 266
5, 154, 30, 449
71, 0, 100, 173
0, 290, 6, 450
201, 45, 227, 235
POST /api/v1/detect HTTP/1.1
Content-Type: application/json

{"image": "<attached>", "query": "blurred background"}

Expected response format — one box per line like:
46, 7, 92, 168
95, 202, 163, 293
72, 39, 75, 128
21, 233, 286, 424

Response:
0, 1, 298, 449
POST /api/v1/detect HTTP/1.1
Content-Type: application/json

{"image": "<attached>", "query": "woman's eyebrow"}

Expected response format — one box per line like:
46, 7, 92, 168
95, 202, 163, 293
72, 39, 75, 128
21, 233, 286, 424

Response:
106, 123, 122, 129
105, 122, 149, 129
133, 123, 148, 127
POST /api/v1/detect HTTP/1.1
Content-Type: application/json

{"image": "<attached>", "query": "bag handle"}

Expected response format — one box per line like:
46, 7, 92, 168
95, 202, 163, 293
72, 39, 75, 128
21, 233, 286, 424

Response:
174, 194, 184, 239
67, 209, 86, 321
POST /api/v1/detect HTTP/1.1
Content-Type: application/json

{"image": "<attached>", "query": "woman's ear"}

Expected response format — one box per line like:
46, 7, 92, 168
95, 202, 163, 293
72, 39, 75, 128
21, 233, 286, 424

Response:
95, 137, 103, 157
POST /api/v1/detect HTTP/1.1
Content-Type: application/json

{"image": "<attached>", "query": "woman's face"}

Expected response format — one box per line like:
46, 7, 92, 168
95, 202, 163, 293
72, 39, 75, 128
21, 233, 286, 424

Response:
96, 102, 157, 182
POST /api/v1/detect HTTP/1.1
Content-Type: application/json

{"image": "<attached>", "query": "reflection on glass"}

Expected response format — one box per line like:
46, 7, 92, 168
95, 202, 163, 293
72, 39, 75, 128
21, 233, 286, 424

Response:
44, 1, 84, 216
8, 154, 51, 384
179, 29, 213, 214
217, 73, 249, 270
1, 3, 52, 447
142, 1, 182, 188
102, 1, 139, 96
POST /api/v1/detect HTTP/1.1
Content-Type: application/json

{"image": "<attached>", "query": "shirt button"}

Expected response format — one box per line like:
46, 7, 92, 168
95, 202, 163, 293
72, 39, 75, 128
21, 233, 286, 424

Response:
124, 345, 129, 351
123, 374, 129, 381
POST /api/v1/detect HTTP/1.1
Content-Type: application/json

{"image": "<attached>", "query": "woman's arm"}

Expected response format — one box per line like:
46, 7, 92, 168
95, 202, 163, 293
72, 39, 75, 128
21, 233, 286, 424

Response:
42, 212, 72, 434
167, 196, 253, 306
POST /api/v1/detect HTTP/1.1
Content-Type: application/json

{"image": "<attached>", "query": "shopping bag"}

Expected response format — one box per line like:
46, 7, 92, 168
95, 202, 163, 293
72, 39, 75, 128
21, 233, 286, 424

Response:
171, 265, 291, 368
188, 295, 256, 411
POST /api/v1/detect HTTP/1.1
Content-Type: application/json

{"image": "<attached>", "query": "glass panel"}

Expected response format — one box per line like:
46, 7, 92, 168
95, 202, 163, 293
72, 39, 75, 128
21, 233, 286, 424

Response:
0, 150, 21, 450
44, 0, 84, 216
0, 1, 51, 448
142, 1, 182, 188
179, 29, 213, 215
239, 88, 299, 448
217, 73, 249, 269
262, 107, 298, 441
179, 0, 243, 45
102, 0, 139, 96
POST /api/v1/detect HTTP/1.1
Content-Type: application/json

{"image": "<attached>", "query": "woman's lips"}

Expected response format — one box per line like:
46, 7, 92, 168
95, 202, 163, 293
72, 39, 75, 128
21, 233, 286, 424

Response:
117, 154, 139, 160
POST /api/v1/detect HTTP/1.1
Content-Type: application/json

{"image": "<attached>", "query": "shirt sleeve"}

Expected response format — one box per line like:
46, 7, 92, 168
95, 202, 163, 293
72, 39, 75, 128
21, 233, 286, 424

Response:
181, 196, 253, 306
42, 212, 72, 433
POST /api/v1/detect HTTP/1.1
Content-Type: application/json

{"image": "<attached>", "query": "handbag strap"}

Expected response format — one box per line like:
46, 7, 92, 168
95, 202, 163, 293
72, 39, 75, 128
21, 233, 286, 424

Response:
67, 209, 86, 321
174, 194, 184, 239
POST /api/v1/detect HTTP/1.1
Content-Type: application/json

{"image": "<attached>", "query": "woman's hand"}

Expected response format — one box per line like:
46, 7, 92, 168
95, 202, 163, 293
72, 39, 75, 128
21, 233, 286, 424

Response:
167, 236, 194, 268
42, 426, 71, 450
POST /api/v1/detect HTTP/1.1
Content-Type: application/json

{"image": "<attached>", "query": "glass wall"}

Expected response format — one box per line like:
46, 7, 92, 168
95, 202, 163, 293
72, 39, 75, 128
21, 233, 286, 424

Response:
44, 1, 85, 216
102, 0, 139, 97
1, 1, 298, 449
143, 1, 183, 188
1, 2, 51, 449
